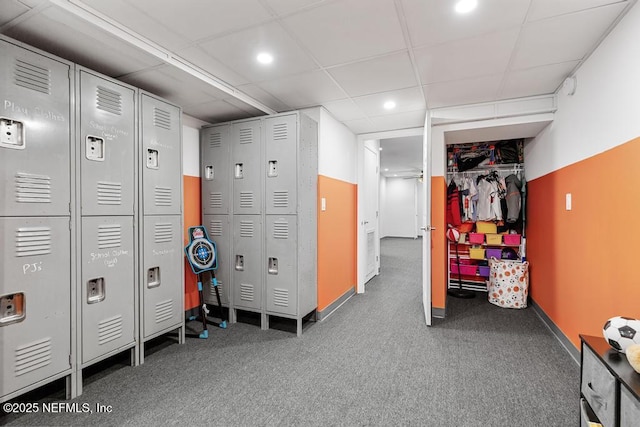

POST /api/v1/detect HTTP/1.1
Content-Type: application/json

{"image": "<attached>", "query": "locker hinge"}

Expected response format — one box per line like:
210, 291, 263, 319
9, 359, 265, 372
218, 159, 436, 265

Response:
376, 211, 378, 218
376, 256, 379, 262
69, 354, 72, 367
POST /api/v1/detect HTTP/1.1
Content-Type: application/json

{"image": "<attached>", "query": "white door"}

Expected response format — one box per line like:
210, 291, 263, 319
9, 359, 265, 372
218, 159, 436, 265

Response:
422, 115, 432, 326
364, 145, 379, 282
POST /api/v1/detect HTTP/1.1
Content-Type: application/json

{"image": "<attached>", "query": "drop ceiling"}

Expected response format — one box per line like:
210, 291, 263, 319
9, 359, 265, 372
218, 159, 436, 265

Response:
0, 0, 635, 135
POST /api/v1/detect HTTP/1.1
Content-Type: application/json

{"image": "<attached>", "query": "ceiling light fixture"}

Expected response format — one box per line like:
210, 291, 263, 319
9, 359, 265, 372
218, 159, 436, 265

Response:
383, 101, 396, 110
384, 168, 389, 172
379, 147, 383, 151
455, 0, 477, 14
257, 52, 274, 65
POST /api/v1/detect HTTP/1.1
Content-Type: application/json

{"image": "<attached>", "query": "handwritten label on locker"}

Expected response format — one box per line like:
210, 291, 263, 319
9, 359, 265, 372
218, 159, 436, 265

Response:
22, 261, 43, 274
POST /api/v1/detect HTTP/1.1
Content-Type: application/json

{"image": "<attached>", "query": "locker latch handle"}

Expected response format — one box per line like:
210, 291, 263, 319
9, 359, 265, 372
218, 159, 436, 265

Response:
87, 278, 106, 304
0, 117, 25, 150
147, 267, 161, 288
235, 255, 244, 271
205, 165, 214, 180
235, 163, 244, 179
0, 292, 26, 326
147, 148, 159, 169
86, 135, 105, 161
268, 257, 278, 274
267, 160, 278, 177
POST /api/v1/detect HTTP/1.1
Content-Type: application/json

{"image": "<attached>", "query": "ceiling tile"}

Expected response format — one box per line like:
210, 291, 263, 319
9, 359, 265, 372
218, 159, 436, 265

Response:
369, 110, 426, 132
414, 28, 519, 84
199, 21, 318, 84
281, 0, 407, 67
322, 99, 367, 122
182, 99, 256, 123
402, 0, 529, 48
3, 6, 163, 76
327, 51, 417, 97
342, 118, 377, 135
423, 74, 503, 109
353, 87, 425, 117
0, 1, 30, 27
237, 84, 291, 111
121, 0, 273, 42
257, 70, 346, 108
263, 0, 327, 16
175, 46, 250, 86
82, 0, 192, 51
224, 97, 269, 116
528, 0, 627, 22
500, 61, 580, 99
512, 3, 627, 69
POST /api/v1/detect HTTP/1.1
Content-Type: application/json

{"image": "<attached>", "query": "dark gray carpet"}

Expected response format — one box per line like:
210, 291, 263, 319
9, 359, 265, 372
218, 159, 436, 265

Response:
2, 237, 578, 426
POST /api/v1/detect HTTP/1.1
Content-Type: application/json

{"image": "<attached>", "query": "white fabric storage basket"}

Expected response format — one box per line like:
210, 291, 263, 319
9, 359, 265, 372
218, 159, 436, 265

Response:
487, 258, 529, 309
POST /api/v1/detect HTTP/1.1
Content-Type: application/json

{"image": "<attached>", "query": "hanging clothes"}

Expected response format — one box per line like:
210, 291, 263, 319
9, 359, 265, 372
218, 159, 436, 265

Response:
505, 174, 522, 223
475, 175, 503, 221
446, 179, 462, 226
461, 176, 477, 222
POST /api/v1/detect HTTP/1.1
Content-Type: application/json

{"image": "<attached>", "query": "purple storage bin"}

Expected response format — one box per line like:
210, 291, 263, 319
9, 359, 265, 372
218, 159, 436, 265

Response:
478, 265, 490, 277
486, 248, 502, 259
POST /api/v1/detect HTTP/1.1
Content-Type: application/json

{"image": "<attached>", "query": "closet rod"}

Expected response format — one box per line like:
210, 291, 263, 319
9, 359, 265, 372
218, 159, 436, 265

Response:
447, 165, 523, 177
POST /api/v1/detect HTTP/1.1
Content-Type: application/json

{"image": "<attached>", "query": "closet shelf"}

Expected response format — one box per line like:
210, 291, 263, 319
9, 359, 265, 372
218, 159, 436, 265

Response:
450, 241, 521, 248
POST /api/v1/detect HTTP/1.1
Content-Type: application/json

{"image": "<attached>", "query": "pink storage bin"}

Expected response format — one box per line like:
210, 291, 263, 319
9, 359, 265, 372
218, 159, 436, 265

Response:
503, 234, 521, 245
486, 248, 502, 259
451, 264, 478, 276
468, 233, 485, 244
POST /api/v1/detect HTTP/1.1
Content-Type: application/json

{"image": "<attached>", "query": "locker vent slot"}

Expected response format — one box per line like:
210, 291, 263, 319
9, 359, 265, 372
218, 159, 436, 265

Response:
96, 85, 122, 115
273, 221, 289, 239
210, 220, 223, 236
155, 300, 173, 324
209, 132, 222, 148
16, 226, 52, 257
14, 59, 51, 95
98, 224, 122, 249
239, 221, 254, 238
15, 173, 51, 204
154, 222, 173, 243
153, 107, 172, 130
210, 192, 223, 209
210, 282, 223, 299
155, 186, 172, 206
239, 284, 254, 302
239, 191, 254, 208
239, 128, 253, 144
97, 181, 122, 205
15, 337, 52, 377
98, 315, 123, 345
272, 123, 288, 141
272, 191, 289, 208
273, 288, 289, 307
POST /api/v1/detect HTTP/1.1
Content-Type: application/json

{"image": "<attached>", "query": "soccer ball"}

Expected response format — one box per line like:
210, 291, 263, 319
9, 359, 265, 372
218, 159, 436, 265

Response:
603, 316, 640, 353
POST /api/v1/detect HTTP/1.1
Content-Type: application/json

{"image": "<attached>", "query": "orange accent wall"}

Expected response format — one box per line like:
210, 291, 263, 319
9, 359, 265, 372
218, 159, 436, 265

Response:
527, 136, 640, 349
431, 176, 447, 310
317, 175, 357, 312
183, 175, 201, 310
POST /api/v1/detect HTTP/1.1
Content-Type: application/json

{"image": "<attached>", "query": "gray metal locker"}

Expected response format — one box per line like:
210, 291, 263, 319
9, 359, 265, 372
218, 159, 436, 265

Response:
201, 124, 231, 215
203, 214, 230, 306
265, 114, 298, 215
140, 93, 182, 215
79, 69, 135, 216
0, 217, 71, 399
80, 216, 135, 364
141, 216, 183, 338
232, 119, 263, 215
232, 215, 263, 311
0, 39, 72, 217
265, 215, 297, 316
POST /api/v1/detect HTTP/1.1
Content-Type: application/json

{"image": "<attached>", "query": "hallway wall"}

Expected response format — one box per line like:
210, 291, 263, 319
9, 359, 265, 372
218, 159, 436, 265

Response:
380, 177, 418, 238
525, 2, 640, 348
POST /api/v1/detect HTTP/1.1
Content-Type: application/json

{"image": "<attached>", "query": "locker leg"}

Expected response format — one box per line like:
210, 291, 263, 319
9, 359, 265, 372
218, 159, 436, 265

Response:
76, 369, 83, 397
261, 313, 269, 331
66, 371, 79, 399
178, 324, 185, 344
139, 342, 145, 365
130, 345, 138, 366
229, 307, 237, 324
297, 318, 302, 337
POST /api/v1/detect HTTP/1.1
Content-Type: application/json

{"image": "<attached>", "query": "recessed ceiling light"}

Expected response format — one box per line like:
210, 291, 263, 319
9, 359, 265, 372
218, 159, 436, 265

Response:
455, 0, 477, 14
379, 147, 383, 151
383, 101, 396, 110
257, 52, 274, 65
384, 168, 389, 172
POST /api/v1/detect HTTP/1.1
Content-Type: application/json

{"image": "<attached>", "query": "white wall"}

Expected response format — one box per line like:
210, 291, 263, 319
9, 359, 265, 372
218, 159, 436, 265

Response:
304, 107, 358, 183
381, 177, 417, 238
181, 113, 209, 177
526, 2, 640, 180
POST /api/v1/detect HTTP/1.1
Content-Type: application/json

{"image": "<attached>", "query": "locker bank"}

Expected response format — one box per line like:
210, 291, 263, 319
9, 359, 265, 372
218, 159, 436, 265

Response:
1, 1, 640, 425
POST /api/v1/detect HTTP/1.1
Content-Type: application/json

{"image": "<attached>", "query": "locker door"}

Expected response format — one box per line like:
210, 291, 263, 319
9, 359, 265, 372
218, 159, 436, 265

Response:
202, 125, 231, 215
0, 217, 71, 398
265, 114, 298, 215
203, 214, 230, 306
140, 94, 182, 215
0, 40, 71, 217
142, 216, 182, 338
265, 216, 297, 316
81, 216, 135, 364
232, 215, 262, 311
232, 119, 262, 215
79, 71, 135, 216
